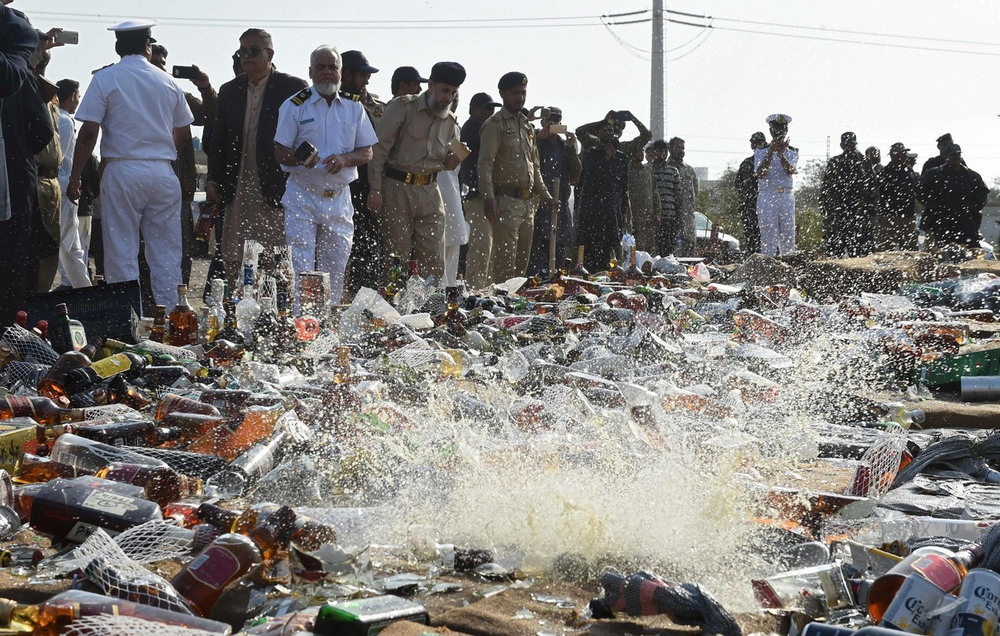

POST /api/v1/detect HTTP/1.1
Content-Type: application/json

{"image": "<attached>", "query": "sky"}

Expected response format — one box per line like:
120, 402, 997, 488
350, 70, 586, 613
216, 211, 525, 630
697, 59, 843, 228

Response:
25, 0, 1000, 184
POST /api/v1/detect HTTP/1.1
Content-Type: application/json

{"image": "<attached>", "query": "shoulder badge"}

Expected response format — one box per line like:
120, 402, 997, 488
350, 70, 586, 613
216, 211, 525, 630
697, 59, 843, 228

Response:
290, 88, 312, 106
487, 113, 502, 123
372, 104, 384, 118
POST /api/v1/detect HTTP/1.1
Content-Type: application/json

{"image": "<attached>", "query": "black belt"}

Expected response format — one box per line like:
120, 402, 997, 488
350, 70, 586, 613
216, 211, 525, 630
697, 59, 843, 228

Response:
38, 166, 59, 180
385, 166, 437, 186
493, 185, 533, 200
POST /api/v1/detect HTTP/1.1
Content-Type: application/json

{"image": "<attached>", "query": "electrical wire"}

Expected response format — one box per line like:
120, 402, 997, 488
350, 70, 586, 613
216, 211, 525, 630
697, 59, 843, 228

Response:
28, 10, 617, 25
667, 26, 713, 62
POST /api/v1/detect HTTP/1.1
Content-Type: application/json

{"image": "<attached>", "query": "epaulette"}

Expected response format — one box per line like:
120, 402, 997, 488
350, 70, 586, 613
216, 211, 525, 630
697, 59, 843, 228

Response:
486, 112, 503, 123
789, 145, 798, 152
290, 88, 312, 105
91, 63, 114, 75
339, 90, 362, 102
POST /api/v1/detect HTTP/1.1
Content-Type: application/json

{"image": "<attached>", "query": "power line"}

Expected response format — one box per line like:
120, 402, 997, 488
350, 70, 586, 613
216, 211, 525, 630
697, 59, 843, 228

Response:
667, 27, 713, 62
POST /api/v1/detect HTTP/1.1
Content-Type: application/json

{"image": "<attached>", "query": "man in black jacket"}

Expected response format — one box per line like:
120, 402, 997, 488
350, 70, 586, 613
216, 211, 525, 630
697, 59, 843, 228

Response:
874, 142, 918, 251
206, 28, 307, 290
0, 5, 49, 324
820, 131, 877, 257
918, 144, 989, 256
735, 132, 767, 255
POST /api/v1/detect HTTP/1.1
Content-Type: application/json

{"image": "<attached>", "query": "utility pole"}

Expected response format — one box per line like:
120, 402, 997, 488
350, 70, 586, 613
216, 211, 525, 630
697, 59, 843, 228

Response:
826, 135, 831, 160
650, 0, 664, 140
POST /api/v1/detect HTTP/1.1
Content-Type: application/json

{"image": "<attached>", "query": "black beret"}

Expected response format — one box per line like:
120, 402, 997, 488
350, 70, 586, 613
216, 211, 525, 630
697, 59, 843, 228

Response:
841, 131, 857, 144
429, 61, 466, 87
937, 133, 953, 144
498, 71, 527, 91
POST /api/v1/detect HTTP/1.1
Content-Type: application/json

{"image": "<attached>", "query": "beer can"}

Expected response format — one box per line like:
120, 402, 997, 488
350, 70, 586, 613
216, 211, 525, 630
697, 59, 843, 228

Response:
881, 573, 950, 633
948, 568, 1000, 636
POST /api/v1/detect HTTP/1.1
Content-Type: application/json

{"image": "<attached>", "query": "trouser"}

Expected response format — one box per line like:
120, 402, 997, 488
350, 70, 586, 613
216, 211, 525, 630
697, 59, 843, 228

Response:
34, 255, 58, 293
657, 214, 679, 257
490, 195, 536, 284
56, 185, 90, 288
101, 159, 182, 308
464, 197, 492, 290
181, 198, 194, 286
756, 190, 796, 256
739, 203, 761, 255
346, 178, 383, 295
77, 215, 92, 273
382, 178, 445, 278
444, 244, 461, 287
282, 180, 354, 304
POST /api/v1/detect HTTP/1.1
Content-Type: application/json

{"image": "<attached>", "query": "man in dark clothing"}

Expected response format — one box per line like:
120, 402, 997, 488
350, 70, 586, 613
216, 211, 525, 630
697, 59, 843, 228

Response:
866, 146, 883, 176
820, 131, 878, 257
647, 139, 680, 256
0, 6, 50, 325
917, 144, 989, 253
921, 133, 958, 175
874, 142, 918, 251
735, 132, 767, 255
527, 106, 581, 274
462, 92, 501, 290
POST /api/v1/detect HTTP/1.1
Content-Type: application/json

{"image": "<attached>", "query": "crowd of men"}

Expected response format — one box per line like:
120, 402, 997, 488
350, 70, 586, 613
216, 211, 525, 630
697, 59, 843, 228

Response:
0, 9, 993, 326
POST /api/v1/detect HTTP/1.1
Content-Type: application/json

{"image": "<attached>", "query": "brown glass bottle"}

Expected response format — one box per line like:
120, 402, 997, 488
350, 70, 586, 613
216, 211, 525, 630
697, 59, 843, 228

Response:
624, 246, 645, 286
608, 258, 625, 284
36, 340, 97, 401
14, 454, 95, 484
27, 478, 163, 543
163, 502, 201, 529
0, 396, 85, 425
169, 533, 263, 617
56, 419, 179, 448
95, 463, 202, 508
0, 589, 231, 636
168, 285, 199, 346
154, 393, 222, 420
150, 305, 168, 343
570, 247, 590, 278
196, 502, 239, 532
867, 544, 983, 622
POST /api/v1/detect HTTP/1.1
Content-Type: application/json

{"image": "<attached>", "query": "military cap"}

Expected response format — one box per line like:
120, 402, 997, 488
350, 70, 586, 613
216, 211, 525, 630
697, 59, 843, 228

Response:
766, 113, 792, 125
947, 143, 962, 155
470, 92, 500, 108
937, 133, 953, 144
109, 19, 157, 43
498, 71, 528, 91
841, 132, 857, 144
889, 142, 909, 154
429, 61, 466, 87
391, 66, 427, 83
341, 50, 378, 73
750, 131, 767, 144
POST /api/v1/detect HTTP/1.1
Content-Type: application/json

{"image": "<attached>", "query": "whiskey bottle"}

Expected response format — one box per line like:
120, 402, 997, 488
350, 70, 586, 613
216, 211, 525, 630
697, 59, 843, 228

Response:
95, 463, 202, 508
26, 478, 163, 543
47, 304, 87, 354
149, 305, 168, 343
624, 245, 645, 286
0, 396, 85, 425
168, 285, 199, 347
169, 533, 263, 617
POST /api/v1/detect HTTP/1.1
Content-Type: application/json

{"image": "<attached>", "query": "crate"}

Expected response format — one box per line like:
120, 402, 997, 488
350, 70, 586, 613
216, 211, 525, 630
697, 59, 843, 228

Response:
23, 281, 141, 343
915, 345, 1000, 387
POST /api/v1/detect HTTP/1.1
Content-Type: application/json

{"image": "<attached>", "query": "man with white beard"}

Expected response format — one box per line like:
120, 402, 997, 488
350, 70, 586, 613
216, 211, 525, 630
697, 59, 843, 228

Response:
274, 46, 377, 303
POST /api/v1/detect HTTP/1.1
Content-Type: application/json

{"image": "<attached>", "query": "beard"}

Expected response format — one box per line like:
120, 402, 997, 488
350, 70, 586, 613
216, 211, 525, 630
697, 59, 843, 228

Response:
315, 82, 340, 96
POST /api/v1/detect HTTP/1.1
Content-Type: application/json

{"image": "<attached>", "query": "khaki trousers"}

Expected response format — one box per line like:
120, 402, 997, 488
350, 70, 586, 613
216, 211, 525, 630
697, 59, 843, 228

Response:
464, 197, 492, 290
490, 195, 536, 284
383, 179, 446, 278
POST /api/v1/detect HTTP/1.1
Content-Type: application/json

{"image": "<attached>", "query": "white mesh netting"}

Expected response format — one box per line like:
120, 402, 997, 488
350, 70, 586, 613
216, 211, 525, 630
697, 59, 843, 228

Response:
64, 615, 218, 636
846, 423, 908, 499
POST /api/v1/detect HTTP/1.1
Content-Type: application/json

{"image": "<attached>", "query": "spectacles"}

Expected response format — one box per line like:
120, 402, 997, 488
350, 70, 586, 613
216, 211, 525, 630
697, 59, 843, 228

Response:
235, 46, 270, 58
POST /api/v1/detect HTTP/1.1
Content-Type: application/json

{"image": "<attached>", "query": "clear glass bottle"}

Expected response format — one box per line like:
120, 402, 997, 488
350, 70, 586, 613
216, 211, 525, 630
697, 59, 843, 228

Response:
235, 264, 261, 343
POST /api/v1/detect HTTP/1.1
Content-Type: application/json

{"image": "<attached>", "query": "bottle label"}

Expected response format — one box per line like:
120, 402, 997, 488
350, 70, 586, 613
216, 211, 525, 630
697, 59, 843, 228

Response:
912, 554, 964, 593
70, 324, 87, 350
89, 355, 133, 379
185, 545, 243, 589
67, 521, 121, 542
81, 489, 139, 516
4, 396, 34, 418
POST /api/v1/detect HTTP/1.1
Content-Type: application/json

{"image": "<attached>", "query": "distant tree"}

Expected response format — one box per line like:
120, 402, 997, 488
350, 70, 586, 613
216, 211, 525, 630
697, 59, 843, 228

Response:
794, 159, 826, 251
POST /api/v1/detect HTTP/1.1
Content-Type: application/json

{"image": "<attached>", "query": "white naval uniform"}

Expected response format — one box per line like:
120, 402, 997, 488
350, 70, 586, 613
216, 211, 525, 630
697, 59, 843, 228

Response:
75, 54, 194, 307
56, 108, 90, 288
438, 165, 468, 287
754, 146, 799, 256
275, 87, 377, 303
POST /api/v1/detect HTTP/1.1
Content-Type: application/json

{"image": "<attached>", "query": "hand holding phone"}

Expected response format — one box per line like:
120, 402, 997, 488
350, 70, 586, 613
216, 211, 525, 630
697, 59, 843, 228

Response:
54, 30, 78, 45
172, 65, 199, 80
549, 124, 567, 135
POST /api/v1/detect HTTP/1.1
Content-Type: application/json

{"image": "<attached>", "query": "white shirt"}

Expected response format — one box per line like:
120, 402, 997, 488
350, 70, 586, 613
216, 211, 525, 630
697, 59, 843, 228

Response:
57, 108, 75, 186
75, 55, 194, 160
754, 146, 799, 192
275, 86, 378, 190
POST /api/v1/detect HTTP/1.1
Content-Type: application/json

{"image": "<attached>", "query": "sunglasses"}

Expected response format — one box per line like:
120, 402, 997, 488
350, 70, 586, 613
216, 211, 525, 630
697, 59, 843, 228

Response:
235, 46, 270, 59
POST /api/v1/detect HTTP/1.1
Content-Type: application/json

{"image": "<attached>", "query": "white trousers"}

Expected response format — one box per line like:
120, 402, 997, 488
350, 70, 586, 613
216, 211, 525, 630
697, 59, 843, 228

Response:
282, 180, 354, 304
55, 180, 91, 289
101, 160, 182, 307
756, 190, 796, 256
444, 244, 461, 287
77, 216, 92, 271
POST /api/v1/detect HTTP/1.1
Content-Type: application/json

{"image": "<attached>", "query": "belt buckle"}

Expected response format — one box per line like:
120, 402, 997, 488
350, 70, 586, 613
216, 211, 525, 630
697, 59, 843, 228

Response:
777, 187, 785, 193
323, 190, 335, 198
404, 173, 414, 185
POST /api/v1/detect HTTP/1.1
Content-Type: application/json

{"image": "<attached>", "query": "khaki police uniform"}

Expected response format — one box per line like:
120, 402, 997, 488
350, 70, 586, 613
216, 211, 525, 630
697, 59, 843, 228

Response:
368, 91, 459, 278
34, 99, 62, 291
476, 107, 549, 284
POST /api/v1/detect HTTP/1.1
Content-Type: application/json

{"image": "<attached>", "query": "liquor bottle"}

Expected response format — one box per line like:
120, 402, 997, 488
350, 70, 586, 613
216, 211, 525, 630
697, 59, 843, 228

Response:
624, 245, 645, 286
154, 393, 222, 420
14, 454, 95, 483
867, 544, 983, 622
61, 352, 149, 395
47, 304, 86, 354
33, 320, 48, 342
168, 285, 199, 347
36, 344, 95, 402
732, 309, 791, 344
197, 306, 212, 344
187, 407, 281, 460
875, 402, 926, 428
252, 290, 280, 363
56, 420, 180, 447
169, 533, 263, 617
235, 264, 261, 343
119, 445, 228, 481
408, 259, 421, 279
444, 287, 467, 337
216, 300, 244, 346
26, 478, 163, 542
607, 258, 625, 284
201, 339, 244, 366
0, 396, 85, 425
49, 433, 169, 472
384, 254, 405, 301
205, 430, 288, 499
162, 412, 227, 441
95, 463, 202, 508
149, 305, 168, 343
163, 502, 202, 528
0, 589, 232, 635
13, 312, 26, 328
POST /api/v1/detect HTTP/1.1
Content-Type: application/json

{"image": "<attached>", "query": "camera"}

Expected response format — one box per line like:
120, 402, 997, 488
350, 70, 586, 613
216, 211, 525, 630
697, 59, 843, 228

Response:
172, 65, 198, 80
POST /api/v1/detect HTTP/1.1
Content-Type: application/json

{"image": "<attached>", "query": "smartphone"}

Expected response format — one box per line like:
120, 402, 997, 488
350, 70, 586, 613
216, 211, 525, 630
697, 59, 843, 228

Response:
549, 124, 568, 135
448, 138, 471, 161
294, 141, 318, 166
614, 111, 629, 122
172, 65, 198, 80
54, 30, 78, 45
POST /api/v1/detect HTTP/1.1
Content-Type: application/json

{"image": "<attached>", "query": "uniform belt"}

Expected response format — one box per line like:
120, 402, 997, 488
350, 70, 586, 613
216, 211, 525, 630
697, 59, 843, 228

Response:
292, 179, 346, 199
37, 167, 59, 179
385, 166, 437, 186
104, 157, 171, 163
494, 185, 533, 200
